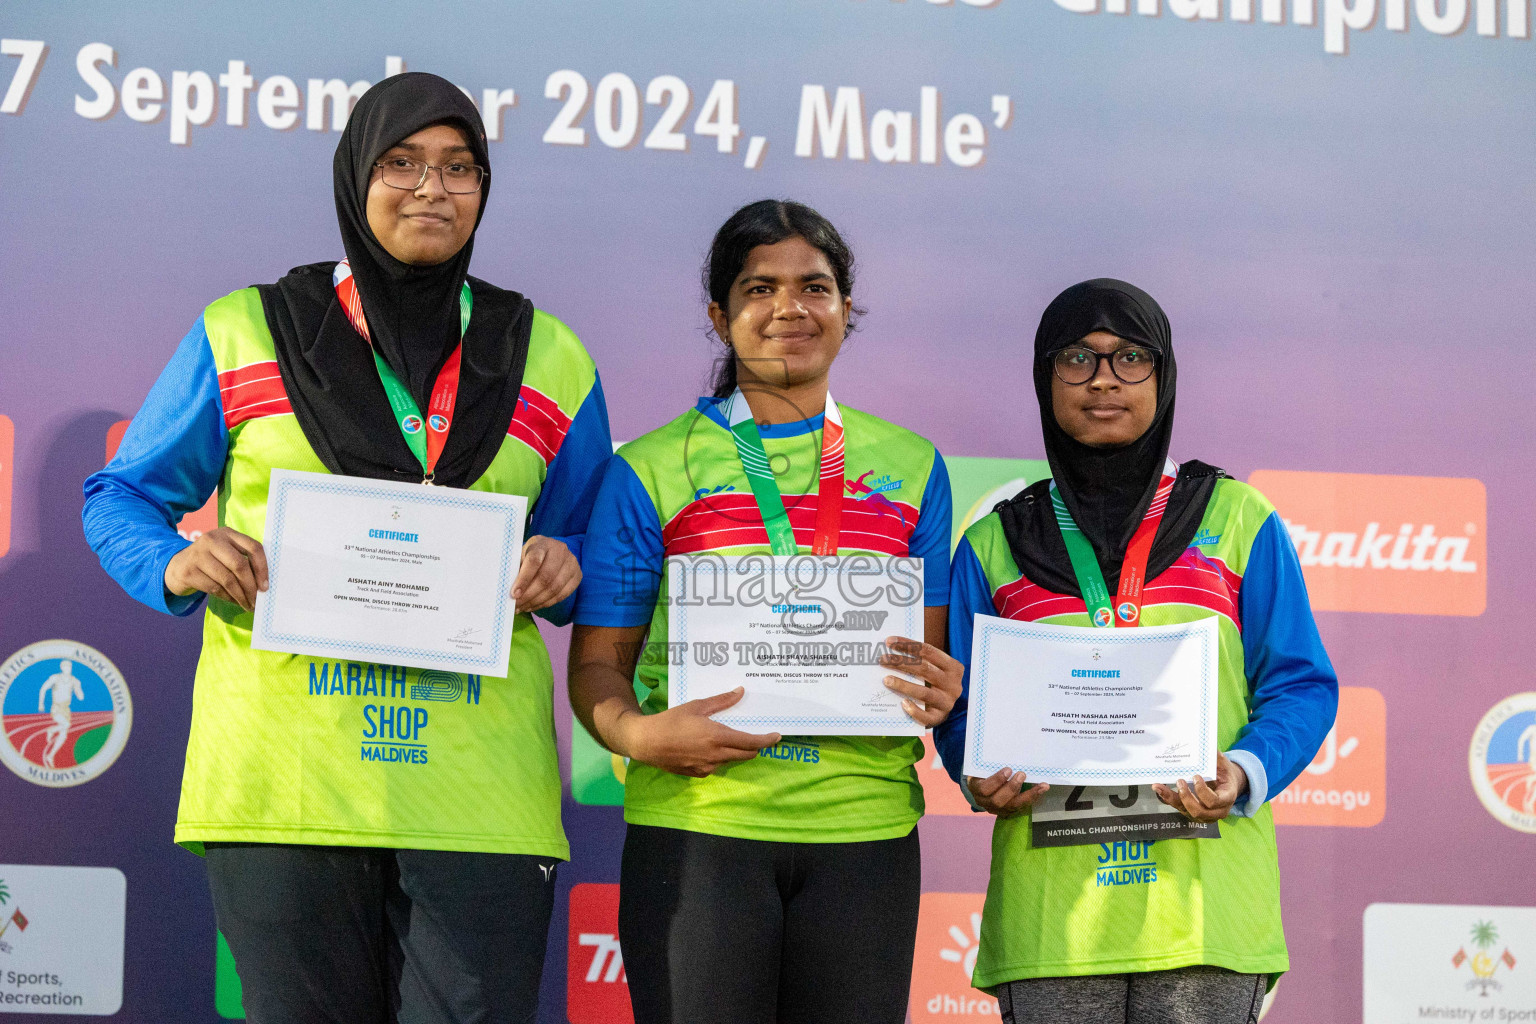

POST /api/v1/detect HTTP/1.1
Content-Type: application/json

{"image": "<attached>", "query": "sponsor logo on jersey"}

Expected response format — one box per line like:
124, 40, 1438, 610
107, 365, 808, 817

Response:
758, 738, 821, 765
567, 883, 634, 1024
0, 641, 132, 788
108, 420, 216, 541
0, 865, 127, 1014
1364, 904, 1535, 1022
305, 661, 481, 767
1191, 528, 1222, 548
1095, 840, 1159, 887
1468, 693, 1536, 834
847, 471, 909, 524
401, 415, 423, 434
0, 415, 12, 559
1273, 686, 1385, 827
909, 892, 998, 1021
1248, 470, 1485, 616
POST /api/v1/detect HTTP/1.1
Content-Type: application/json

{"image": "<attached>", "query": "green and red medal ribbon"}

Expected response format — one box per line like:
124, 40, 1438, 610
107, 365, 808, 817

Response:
1051, 457, 1177, 627
334, 259, 472, 483
726, 388, 845, 556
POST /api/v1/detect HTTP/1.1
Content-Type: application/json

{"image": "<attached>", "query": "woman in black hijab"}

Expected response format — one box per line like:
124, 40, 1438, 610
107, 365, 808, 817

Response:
84, 73, 613, 1023
933, 280, 1338, 1023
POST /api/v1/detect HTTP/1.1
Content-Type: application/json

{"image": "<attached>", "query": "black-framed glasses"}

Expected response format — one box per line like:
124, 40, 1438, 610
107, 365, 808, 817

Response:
374, 157, 487, 194
1051, 344, 1157, 385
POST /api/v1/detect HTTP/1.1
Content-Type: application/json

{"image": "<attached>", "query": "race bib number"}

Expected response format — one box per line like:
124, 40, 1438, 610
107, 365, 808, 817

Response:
1030, 783, 1220, 848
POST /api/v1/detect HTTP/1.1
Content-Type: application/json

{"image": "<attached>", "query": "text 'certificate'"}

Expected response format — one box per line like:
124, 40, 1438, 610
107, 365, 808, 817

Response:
962, 615, 1218, 786
251, 469, 526, 677
667, 555, 924, 736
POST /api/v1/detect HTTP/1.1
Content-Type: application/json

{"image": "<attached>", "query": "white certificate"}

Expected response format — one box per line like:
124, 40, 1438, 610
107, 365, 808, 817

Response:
251, 469, 526, 677
667, 554, 925, 736
962, 614, 1218, 785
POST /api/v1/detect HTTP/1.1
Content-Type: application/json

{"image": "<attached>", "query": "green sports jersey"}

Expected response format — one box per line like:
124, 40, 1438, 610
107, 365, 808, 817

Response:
574, 397, 953, 843
956, 479, 1291, 987
170, 285, 605, 857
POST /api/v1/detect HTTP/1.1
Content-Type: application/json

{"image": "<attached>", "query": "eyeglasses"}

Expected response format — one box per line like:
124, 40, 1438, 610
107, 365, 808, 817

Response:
1051, 344, 1157, 386
373, 157, 487, 194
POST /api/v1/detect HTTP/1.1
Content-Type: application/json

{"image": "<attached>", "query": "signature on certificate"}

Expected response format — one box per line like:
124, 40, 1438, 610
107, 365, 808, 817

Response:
450, 627, 482, 641
1161, 741, 1189, 758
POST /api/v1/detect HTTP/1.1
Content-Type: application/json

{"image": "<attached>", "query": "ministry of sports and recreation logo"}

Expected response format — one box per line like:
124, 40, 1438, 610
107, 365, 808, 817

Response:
1453, 920, 1519, 996
1468, 693, 1536, 833
0, 641, 132, 787
0, 876, 30, 954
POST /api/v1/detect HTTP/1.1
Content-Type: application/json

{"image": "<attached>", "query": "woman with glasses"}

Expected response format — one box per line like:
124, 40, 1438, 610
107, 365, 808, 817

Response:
568, 199, 961, 1024
83, 73, 611, 1023
934, 279, 1337, 1024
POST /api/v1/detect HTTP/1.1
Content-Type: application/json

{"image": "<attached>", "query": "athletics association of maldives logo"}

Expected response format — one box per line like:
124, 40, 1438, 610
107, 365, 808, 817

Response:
1093, 607, 1114, 627
1468, 693, 1536, 834
0, 641, 132, 787
1116, 601, 1139, 623
400, 415, 424, 434
428, 414, 449, 432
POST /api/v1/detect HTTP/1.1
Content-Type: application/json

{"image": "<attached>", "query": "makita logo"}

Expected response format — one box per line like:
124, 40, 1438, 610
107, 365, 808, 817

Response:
1283, 520, 1477, 573
1249, 470, 1485, 617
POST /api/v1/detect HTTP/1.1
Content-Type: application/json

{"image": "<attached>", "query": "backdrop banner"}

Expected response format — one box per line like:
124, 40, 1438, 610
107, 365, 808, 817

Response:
1, 3, 1531, 1021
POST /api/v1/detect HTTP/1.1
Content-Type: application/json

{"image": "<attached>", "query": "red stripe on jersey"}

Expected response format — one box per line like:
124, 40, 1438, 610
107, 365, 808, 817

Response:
506, 385, 571, 465
218, 361, 293, 429
663, 493, 919, 556
993, 547, 1244, 629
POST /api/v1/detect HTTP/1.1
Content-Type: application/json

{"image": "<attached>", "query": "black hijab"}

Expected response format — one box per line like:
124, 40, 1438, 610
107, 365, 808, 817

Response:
257, 72, 532, 487
998, 279, 1224, 595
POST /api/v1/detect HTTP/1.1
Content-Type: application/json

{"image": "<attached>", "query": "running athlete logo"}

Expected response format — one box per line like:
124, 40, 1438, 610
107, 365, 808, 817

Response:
428, 414, 448, 431
909, 893, 998, 1022
1116, 601, 1138, 623
847, 470, 908, 524
1272, 686, 1386, 827
1468, 693, 1536, 834
1247, 470, 1486, 616
1093, 607, 1114, 628
0, 641, 132, 788
567, 884, 634, 1024
401, 415, 423, 434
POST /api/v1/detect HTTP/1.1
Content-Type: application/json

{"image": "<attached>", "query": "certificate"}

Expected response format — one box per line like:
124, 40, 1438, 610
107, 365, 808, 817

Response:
961, 614, 1218, 786
667, 554, 925, 736
251, 469, 526, 677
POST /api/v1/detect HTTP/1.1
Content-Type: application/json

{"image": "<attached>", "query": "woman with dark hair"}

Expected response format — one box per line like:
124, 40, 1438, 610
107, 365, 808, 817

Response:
82, 73, 612, 1023
935, 279, 1337, 1024
569, 199, 961, 1023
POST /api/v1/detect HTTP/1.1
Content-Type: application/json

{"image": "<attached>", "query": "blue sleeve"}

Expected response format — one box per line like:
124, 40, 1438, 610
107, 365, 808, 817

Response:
909, 449, 953, 606
934, 535, 993, 798
527, 373, 613, 626
572, 455, 664, 628
81, 316, 227, 616
1227, 511, 1339, 817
